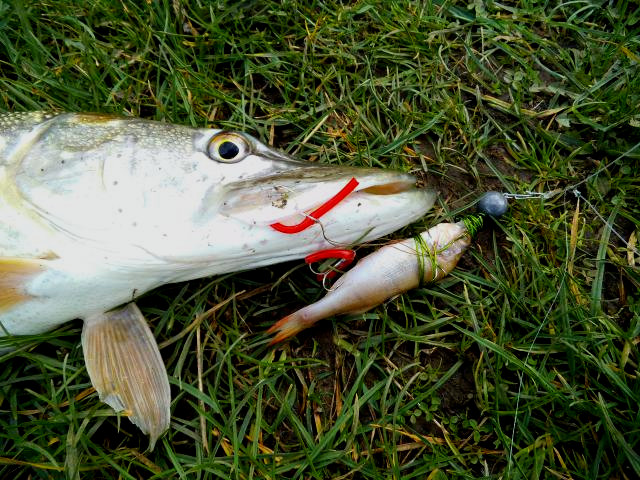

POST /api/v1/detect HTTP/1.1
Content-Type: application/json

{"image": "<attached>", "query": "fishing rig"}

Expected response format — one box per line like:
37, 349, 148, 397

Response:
266, 176, 511, 342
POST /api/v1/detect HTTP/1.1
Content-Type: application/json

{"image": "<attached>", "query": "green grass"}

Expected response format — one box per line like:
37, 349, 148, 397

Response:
1, 0, 639, 478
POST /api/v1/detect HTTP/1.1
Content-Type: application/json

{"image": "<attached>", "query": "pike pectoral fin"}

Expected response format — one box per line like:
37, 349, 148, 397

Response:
0, 257, 47, 312
82, 303, 170, 450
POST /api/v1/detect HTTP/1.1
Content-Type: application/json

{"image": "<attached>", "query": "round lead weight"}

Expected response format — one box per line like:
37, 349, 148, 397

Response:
478, 191, 508, 217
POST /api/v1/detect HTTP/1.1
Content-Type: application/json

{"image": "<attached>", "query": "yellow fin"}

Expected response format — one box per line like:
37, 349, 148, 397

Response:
82, 303, 170, 450
0, 257, 46, 312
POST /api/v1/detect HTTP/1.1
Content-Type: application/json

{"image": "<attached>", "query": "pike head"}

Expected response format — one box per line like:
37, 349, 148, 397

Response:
2, 112, 436, 282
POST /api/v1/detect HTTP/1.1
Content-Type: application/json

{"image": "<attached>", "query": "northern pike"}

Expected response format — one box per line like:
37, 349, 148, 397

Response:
0, 111, 436, 447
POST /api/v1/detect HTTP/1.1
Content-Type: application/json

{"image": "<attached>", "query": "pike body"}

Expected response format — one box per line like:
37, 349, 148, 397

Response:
0, 111, 435, 446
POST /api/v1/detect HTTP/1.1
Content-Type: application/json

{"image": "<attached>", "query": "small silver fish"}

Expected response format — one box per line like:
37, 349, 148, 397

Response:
0, 112, 436, 446
268, 222, 471, 343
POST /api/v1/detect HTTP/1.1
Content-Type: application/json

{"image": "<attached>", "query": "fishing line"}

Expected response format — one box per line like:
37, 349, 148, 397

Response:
507, 271, 565, 476
503, 142, 639, 472
461, 213, 485, 237
499, 140, 640, 254
299, 212, 345, 247
308, 213, 374, 249
572, 189, 638, 255
567, 140, 640, 192
413, 234, 430, 287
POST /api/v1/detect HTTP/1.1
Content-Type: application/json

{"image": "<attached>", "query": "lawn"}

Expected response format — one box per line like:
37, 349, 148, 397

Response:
1, 1, 639, 478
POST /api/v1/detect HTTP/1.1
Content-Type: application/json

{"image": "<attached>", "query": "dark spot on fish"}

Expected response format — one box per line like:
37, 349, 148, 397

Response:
272, 197, 287, 208
132, 222, 137, 227
118, 208, 123, 213
358, 202, 362, 207
113, 181, 118, 186
60, 160, 65, 164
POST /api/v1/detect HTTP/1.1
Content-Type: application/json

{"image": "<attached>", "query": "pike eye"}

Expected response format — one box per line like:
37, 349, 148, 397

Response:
207, 132, 250, 163
219, 141, 239, 159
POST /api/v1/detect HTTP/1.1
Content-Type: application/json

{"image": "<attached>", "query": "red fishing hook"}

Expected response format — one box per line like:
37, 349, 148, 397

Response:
270, 177, 360, 234
305, 249, 356, 281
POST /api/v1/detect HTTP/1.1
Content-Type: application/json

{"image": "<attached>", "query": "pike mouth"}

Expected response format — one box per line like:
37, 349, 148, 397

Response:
219, 171, 424, 225
269, 177, 422, 233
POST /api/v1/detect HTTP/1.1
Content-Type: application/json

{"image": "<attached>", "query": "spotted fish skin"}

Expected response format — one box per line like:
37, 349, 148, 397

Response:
0, 111, 436, 339
0, 111, 436, 447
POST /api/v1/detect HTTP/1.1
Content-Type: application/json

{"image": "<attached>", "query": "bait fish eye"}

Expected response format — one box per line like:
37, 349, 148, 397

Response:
207, 132, 251, 163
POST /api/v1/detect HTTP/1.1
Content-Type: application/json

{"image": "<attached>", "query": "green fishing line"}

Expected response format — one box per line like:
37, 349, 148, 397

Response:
413, 213, 485, 288
414, 233, 427, 286
414, 232, 439, 287
461, 213, 485, 238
